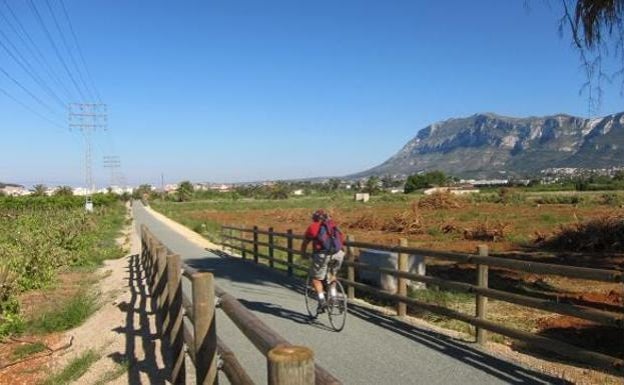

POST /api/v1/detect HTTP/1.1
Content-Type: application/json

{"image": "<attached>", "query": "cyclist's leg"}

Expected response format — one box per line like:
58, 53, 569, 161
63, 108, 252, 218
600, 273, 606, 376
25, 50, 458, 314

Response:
311, 253, 330, 313
311, 252, 329, 295
327, 250, 345, 297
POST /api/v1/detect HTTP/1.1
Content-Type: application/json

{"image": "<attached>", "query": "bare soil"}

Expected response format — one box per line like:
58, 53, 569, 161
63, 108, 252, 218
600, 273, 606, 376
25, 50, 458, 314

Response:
164, 199, 624, 376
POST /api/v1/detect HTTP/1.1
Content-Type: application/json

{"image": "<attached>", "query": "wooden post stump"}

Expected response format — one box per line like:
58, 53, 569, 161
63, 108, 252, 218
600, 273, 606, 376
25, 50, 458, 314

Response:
267, 345, 315, 385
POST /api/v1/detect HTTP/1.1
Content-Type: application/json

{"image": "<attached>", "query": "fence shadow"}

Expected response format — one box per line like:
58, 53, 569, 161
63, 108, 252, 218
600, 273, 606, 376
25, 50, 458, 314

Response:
109, 253, 169, 385
346, 302, 574, 385
237, 298, 334, 332
187, 249, 572, 384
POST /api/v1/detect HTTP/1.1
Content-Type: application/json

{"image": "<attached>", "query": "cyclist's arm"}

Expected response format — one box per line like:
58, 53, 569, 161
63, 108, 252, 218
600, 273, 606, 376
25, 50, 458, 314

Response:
300, 238, 310, 257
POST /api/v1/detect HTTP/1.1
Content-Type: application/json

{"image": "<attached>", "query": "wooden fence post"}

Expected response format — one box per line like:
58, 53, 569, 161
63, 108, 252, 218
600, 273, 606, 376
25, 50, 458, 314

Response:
156, 246, 169, 329
147, 237, 155, 288
253, 226, 259, 264
346, 235, 356, 300
286, 229, 294, 277
476, 245, 489, 345
240, 228, 247, 260
166, 254, 185, 384
268, 227, 275, 269
397, 238, 408, 317
151, 243, 163, 297
192, 272, 218, 385
267, 345, 315, 385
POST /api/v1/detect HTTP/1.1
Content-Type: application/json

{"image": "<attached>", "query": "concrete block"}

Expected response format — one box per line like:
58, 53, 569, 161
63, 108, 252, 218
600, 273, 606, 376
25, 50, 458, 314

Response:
358, 249, 426, 293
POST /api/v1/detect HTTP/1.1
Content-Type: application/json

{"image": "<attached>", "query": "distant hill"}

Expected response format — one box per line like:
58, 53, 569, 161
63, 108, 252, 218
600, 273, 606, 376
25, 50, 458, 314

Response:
351, 111, 624, 179
0, 182, 23, 189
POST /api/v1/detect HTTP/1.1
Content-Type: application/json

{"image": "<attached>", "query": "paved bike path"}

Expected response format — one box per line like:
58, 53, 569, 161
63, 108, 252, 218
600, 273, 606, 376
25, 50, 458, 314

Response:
133, 202, 564, 385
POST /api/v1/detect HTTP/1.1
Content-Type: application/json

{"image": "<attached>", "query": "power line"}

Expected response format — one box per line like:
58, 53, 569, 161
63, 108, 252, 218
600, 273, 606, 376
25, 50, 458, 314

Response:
0, 27, 67, 110
27, 0, 86, 102
58, 0, 102, 103
43, 0, 94, 102
0, 84, 64, 129
0, 63, 58, 115
0, 0, 74, 101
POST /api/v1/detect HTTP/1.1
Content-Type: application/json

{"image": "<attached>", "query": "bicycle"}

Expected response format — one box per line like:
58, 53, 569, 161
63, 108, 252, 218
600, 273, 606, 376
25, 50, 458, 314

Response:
304, 257, 348, 331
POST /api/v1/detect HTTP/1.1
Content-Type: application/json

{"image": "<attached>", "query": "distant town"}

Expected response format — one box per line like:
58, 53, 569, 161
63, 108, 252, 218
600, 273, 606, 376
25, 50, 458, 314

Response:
2, 166, 624, 198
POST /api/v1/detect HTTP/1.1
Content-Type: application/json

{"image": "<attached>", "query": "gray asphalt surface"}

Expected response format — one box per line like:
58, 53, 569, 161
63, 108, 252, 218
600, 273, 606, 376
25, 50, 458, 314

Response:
132, 202, 567, 385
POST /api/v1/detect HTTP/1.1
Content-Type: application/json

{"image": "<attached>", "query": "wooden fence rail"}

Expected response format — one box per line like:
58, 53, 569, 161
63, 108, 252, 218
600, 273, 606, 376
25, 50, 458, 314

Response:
140, 224, 341, 385
220, 224, 624, 374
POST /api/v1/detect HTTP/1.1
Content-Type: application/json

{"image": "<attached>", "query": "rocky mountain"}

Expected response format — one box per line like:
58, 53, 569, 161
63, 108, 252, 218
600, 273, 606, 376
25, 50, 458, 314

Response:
352, 111, 624, 179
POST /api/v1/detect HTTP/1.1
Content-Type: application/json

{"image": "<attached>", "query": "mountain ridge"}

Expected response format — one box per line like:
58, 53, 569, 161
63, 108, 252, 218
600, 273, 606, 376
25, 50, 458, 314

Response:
351, 111, 624, 179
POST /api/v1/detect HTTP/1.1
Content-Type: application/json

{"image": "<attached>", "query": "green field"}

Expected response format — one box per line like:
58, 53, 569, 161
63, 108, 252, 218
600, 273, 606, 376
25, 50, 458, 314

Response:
0, 195, 127, 337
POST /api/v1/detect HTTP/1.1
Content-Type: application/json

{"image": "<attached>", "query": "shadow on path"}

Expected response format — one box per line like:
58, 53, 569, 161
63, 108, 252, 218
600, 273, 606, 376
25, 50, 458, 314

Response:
186, 251, 572, 385
109, 253, 169, 385
347, 303, 573, 385
237, 298, 334, 332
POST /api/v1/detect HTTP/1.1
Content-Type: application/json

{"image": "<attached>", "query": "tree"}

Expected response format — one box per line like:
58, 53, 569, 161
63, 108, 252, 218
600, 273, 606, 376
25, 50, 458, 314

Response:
268, 182, 290, 199
381, 174, 402, 188
32, 184, 47, 197
364, 176, 381, 194
560, 0, 624, 107
404, 171, 448, 193
404, 174, 428, 193
177, 181, 194, 202
132, 184, 153, 200
327, 178, 341, 191
54, 186, 73, 196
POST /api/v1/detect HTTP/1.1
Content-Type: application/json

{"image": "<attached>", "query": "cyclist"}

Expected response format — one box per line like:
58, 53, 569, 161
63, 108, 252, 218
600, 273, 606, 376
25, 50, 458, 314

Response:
300, 209, 345, 314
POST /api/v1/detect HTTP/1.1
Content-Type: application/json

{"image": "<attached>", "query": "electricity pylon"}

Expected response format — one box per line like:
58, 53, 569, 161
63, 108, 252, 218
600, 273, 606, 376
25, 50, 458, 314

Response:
69, 103, 107, 212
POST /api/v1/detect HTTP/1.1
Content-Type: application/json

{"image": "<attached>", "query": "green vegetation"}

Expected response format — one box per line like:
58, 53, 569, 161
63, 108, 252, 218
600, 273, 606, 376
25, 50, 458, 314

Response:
404, 171, 449, 193
41, 348, 100, 385
177, 180, 194, 202
11, 341, 46, 360
93, 359, 130, 385
0, 194, 126, 338
27, 290, 98, 334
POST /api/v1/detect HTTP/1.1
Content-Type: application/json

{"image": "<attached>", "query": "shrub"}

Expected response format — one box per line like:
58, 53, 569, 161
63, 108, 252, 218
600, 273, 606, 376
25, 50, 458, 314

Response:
534, 195, 583, 205
598, 193, 624, 206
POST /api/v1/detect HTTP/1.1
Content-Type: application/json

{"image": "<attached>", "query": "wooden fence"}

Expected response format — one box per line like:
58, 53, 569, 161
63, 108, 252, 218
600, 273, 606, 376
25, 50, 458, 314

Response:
220, 224, 624, 374
140, 224, 341, 385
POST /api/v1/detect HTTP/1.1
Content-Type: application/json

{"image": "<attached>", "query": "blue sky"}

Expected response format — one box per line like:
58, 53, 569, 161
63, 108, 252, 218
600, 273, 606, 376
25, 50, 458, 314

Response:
1, 1, 623, 187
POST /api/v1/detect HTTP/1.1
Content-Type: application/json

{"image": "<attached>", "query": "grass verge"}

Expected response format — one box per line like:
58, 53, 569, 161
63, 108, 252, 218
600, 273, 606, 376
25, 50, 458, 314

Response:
41, 348, 100, 385
11, 341, 46, 360
93, 359, 130, 385
26, 290, 98, 334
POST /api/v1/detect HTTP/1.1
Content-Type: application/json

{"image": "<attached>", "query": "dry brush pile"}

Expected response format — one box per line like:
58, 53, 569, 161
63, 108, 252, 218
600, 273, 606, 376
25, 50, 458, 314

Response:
537, 215, 624, 252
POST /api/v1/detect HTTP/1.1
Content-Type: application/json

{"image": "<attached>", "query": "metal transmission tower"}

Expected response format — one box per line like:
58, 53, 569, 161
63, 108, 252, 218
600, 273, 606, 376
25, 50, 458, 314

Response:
103, 155, 121, 188
68, 103, 107, 212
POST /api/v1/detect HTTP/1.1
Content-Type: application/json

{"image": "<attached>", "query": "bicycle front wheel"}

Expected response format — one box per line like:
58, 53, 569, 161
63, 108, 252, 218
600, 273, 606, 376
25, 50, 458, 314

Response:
304, 271, 318, 318
327, 280, 347, 331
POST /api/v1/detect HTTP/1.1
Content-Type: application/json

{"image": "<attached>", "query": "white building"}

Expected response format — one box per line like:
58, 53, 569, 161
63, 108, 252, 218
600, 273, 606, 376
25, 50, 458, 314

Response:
0, 185, 30, 196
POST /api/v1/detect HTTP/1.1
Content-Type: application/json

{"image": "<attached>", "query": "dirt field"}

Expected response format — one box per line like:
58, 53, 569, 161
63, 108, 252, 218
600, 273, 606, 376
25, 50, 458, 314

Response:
151, 193, 624, 371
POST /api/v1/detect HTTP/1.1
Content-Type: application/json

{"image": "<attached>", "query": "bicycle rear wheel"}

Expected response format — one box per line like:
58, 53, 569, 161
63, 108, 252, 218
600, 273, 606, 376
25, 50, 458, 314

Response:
327, 280, 347, 331
304, 271, 318, 318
